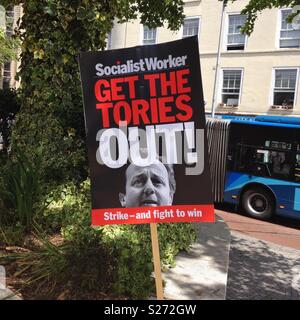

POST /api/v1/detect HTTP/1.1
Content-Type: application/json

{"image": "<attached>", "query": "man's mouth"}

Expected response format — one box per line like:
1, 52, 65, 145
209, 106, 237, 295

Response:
141, 200, 158, 206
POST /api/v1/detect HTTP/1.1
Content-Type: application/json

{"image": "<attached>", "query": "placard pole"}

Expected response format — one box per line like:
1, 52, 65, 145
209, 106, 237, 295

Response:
150, 223, 164, 300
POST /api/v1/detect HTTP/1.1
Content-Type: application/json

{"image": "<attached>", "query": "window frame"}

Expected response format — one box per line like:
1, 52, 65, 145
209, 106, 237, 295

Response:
141, 25, 157, 45
224, 13, 248, 51
270, 67, 299, 108
5, 6, 14, 36
181, 16, 201, 39
219, 68, 244, 107
278, 8, 300, 49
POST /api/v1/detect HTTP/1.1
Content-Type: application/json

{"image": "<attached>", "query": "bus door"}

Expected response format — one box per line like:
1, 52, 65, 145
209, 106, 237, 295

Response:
291, 144, 300, 214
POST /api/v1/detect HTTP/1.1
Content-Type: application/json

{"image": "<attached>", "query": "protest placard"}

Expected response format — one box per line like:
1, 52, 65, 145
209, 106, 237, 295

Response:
79, 37, 214, 227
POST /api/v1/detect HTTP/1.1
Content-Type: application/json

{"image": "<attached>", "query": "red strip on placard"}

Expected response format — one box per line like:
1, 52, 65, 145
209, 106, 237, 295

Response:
91, 204, 215, 226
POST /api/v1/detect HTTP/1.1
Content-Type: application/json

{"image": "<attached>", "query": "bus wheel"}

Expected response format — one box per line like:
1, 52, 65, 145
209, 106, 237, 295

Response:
241, 188, 274, 220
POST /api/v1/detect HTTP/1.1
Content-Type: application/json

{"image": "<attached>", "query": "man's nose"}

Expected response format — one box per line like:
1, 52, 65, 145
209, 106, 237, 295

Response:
143, 179, 155, 196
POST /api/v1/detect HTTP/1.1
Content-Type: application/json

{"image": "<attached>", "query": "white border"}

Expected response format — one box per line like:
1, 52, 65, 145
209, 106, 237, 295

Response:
218, 67, 244, 106
269, 66, 300, 107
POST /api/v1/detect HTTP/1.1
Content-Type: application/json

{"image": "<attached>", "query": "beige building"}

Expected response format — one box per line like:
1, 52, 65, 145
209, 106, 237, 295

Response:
1, 1, 300, 116
108, 0, 300, 116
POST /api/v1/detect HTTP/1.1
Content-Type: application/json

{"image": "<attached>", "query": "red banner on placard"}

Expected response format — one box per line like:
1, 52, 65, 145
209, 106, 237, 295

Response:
92, 204, 215, 226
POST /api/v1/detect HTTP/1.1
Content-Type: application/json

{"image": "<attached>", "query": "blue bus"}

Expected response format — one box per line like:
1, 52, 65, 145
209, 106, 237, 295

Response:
206, 115, 300, 221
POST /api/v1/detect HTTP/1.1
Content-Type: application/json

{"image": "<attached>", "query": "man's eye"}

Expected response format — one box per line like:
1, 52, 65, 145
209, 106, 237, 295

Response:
153, 179, 163, 185
132, 179, 142, 186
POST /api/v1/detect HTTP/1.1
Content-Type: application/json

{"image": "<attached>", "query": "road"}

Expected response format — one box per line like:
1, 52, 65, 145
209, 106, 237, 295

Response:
215, 205, 300, 299
215, 204, 300, 250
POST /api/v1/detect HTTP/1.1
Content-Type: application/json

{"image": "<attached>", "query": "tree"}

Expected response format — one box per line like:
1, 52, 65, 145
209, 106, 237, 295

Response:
0, 0, 185, 184
221, 0, 300, 35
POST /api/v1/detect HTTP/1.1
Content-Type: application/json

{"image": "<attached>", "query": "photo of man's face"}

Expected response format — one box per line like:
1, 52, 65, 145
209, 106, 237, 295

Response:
119, 162, 174, 208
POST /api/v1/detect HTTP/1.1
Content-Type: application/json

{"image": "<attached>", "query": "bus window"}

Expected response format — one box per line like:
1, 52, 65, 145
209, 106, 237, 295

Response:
235, 145, 254, 172
294, 151, 300, 182
235, 145, 271, 177
235, 144, 292, 179
256, 149, 270, 163
252, 149, 272, 177
269, 151, 291, 178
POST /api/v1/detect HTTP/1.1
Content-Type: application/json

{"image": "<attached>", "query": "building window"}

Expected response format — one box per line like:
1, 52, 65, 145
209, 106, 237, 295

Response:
227, 14, 247, 50
143, 26, 156, 45
273, 69, 297, 108
3, 62, 11, 89
221, 69, 242, 106
280, 9, 300, 48
0, 5, 5, 29
182, 18, 199, 38
5, 6, 14, 36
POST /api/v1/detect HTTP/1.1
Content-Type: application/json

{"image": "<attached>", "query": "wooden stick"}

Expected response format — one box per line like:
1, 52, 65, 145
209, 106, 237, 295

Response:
150, 223, 164, 300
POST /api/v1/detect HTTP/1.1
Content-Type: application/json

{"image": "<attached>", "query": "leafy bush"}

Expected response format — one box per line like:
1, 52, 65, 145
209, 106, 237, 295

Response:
0, 224, 114, 299
11, 111, 87, 186
52, 180, 195, 298
0, 147, 42, 229
38, 179, 92, 233
1, 178, 196, 299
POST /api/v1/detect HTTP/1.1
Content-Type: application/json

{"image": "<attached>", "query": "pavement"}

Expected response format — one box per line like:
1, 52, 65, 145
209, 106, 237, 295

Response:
162, 214, 231, 300
227, 231, 300, 300
162, 212, 300, 300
